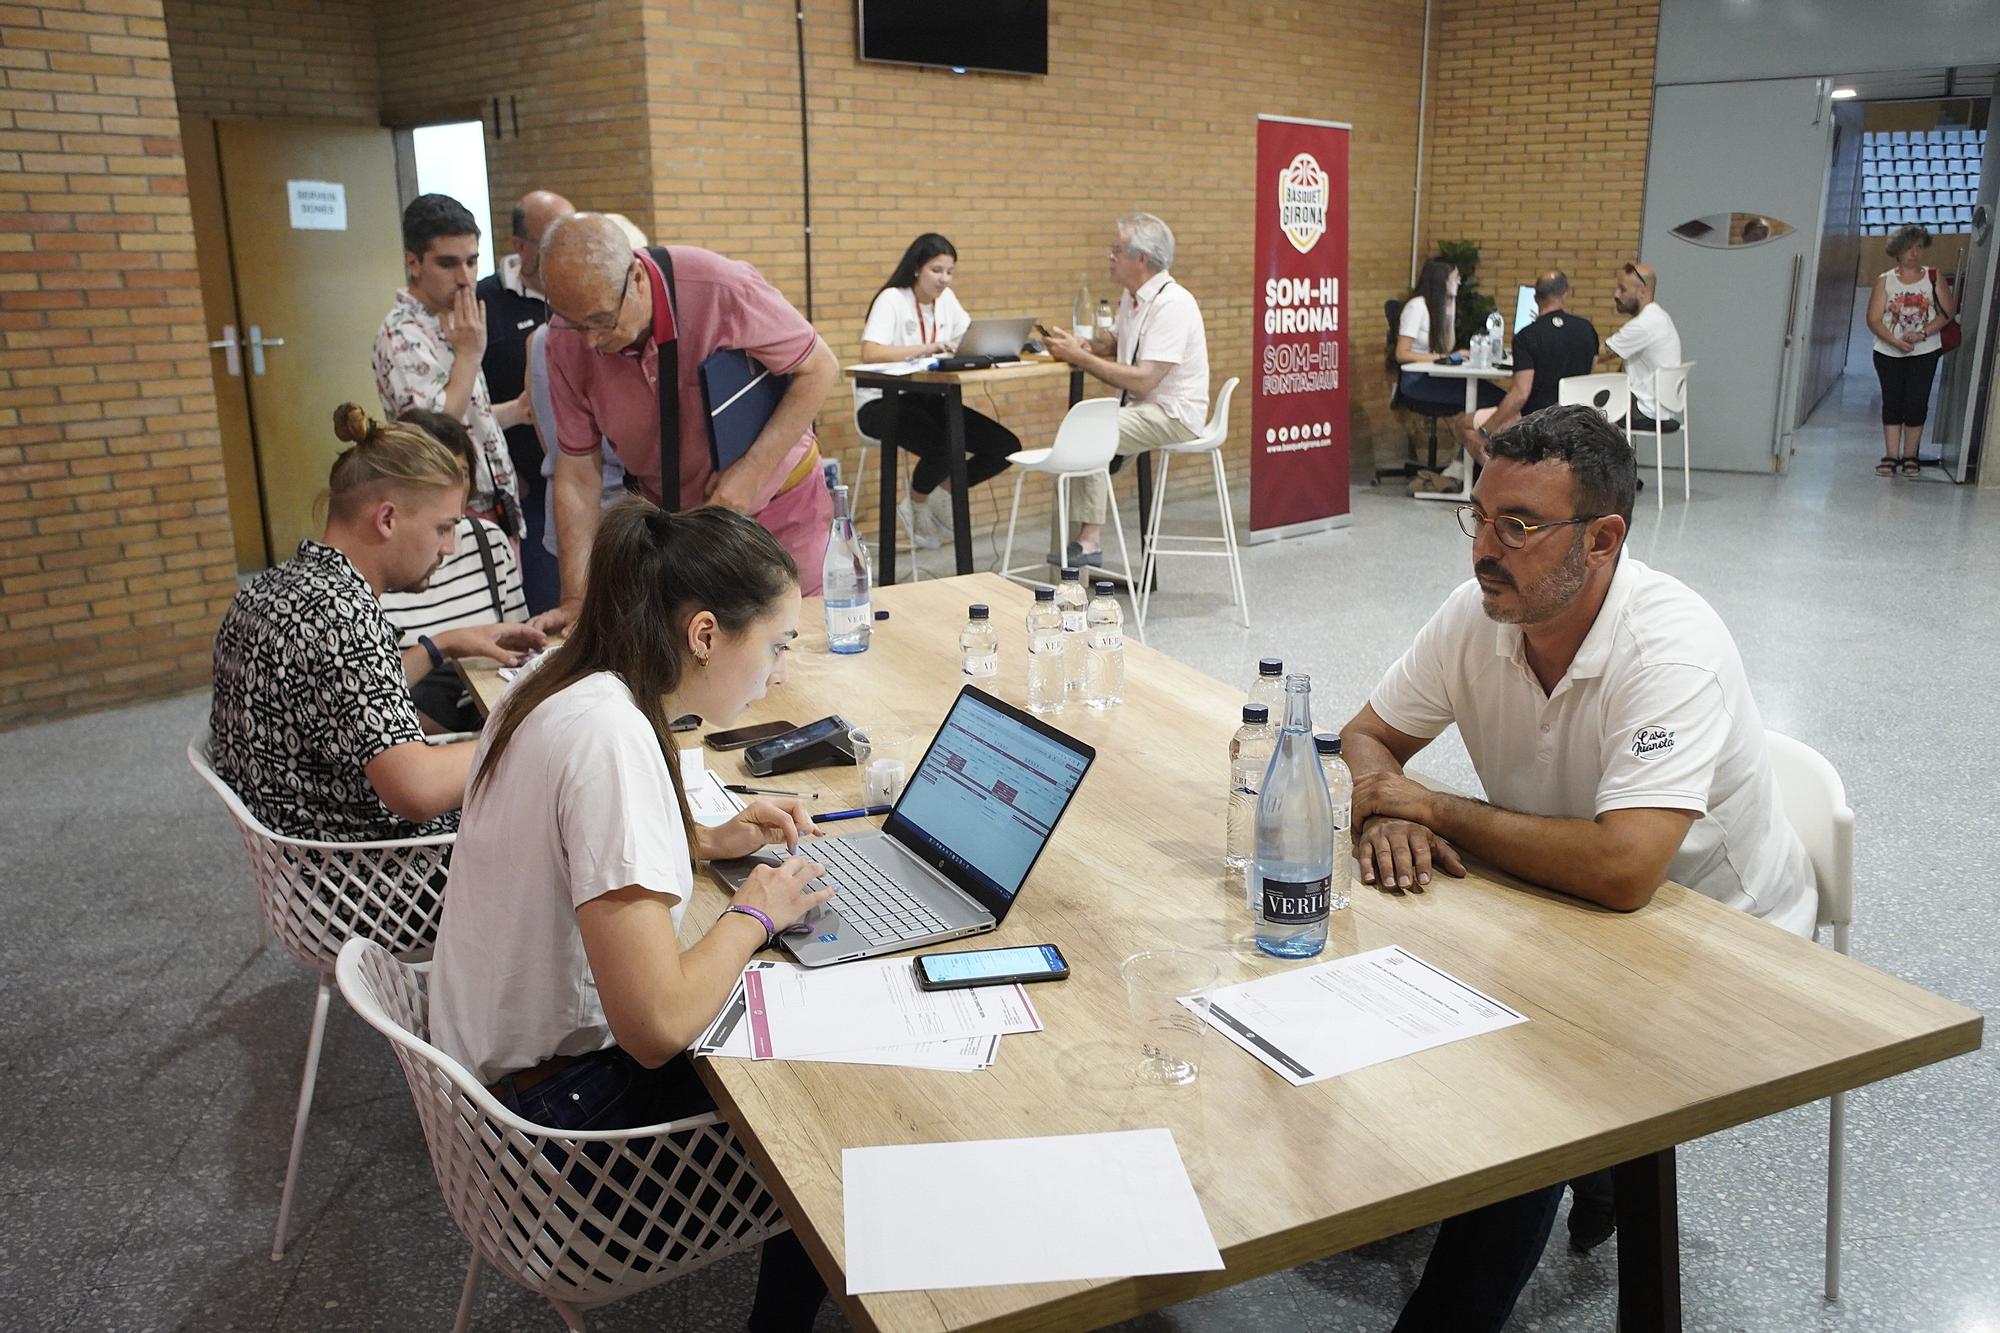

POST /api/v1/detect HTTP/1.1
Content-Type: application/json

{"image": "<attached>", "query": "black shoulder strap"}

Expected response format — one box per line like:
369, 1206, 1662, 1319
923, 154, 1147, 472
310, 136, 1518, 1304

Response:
645, 245, 682, 511
466, 518, 507, 623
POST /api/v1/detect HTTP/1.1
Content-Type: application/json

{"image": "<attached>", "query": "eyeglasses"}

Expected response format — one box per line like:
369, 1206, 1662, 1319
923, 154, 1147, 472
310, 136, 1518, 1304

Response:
1455, 505, 1603, 549
549, 260, 635, 334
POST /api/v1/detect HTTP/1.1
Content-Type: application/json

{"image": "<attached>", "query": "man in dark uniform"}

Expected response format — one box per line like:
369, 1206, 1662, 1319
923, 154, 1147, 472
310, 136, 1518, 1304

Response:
477, 189, 573, 613
1472, 270, 1600, 453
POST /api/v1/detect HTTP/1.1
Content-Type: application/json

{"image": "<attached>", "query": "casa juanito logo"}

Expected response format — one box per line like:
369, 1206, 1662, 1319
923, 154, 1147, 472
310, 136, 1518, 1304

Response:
1630, 726, 1675, 761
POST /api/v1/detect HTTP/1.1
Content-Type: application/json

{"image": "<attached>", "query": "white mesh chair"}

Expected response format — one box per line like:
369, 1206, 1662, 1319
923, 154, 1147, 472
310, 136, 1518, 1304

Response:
996, 397, 1140, 633
336, 938, 790, 1333
187, 733, 453, 1260
1135, 377, 1246, 634
1763, 731, 1856, 1303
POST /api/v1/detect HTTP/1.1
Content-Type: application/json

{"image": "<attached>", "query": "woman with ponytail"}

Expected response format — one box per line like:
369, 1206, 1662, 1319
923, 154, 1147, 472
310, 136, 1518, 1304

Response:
209, 404, 543, 841
429, 498, 835, 1330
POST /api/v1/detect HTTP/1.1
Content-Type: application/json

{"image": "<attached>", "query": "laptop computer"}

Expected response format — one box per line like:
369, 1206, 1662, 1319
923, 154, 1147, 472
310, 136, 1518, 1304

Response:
953, 317, 1038, 361
712, 685, 1095, 967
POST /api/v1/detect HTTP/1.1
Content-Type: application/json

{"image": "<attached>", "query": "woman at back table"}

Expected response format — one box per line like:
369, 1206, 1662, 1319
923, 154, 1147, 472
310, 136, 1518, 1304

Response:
427, 499, 836, 1331
1396, 258, 1502, 473
857, 233, 1021, 549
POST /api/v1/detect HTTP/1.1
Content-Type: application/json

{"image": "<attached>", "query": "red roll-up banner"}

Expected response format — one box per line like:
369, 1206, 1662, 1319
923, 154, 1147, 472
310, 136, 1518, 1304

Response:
1250, 115, 1351, 541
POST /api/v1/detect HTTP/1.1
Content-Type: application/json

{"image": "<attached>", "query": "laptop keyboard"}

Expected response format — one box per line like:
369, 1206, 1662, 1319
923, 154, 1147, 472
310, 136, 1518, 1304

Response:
773, 837, 950, 946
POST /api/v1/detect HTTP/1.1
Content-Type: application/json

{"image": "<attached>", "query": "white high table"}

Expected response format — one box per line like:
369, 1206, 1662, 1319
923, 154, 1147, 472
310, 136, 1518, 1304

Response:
1409, 360, 1513, 502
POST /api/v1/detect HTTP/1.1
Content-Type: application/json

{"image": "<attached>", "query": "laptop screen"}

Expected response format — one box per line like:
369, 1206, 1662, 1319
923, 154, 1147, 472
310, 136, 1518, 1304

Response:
1513, 284, 1538, 335
884, 686, 1094, 920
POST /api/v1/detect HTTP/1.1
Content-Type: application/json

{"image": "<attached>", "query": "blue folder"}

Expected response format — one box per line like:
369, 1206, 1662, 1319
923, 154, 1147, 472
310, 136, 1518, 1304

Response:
698, 348, 791, 473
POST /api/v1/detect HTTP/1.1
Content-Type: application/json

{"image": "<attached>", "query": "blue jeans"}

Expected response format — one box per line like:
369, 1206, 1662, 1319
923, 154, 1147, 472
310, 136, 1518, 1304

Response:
1391, 1184, 1564, 1332
518, 470, 561, 616
496, 1047, 826, 1332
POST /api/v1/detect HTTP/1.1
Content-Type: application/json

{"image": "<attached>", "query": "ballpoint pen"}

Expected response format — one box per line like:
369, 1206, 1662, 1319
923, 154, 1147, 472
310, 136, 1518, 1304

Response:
725, 784, 807, 796
813, 805, 893, 823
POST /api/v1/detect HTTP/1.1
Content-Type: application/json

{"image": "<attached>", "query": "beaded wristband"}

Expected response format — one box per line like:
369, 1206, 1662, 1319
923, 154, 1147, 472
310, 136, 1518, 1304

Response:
721, 904, 777, 947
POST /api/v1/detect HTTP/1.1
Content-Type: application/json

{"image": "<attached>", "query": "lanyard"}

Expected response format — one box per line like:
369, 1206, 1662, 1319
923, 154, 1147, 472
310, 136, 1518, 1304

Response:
1119, 279, 1175, 406
916, 298, 935, 347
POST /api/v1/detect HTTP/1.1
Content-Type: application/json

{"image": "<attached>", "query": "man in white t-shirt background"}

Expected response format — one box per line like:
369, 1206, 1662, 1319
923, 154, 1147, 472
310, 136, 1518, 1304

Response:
1599, 260, 1684, 441
1041, 212, 1210, 567
1334, 402, 1816, 1305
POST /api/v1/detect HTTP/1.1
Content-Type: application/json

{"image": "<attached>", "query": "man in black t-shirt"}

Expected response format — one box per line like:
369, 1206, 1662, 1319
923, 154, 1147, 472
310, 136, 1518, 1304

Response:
477, 189, 573, 613
1474, 270, 1599, 452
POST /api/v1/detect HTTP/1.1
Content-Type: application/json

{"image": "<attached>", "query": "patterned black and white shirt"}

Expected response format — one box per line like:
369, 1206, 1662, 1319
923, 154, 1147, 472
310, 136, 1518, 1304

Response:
210, 540, 459, 843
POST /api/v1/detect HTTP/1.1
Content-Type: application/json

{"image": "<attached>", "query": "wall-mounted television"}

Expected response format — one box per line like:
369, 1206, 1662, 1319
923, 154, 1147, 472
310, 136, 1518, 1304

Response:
857, 1, 1048, 77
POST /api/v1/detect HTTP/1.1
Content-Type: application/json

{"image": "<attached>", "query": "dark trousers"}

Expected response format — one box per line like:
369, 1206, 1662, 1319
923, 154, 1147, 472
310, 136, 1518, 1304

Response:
1873, 348, 1942, 427
1391, 1184, 1564, 1333
517, 466, 561, 616
497, 1047, 827, 1333
856, 395, 1019, 495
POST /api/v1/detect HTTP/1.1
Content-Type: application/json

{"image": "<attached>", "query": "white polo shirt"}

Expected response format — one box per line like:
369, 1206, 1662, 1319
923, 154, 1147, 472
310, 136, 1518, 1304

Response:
855, 285, 971, 410
1369, 556, 1817, 937
1606, 302, 1682, 421
1117, 270, 1210, 434
430, 672, 694, 1085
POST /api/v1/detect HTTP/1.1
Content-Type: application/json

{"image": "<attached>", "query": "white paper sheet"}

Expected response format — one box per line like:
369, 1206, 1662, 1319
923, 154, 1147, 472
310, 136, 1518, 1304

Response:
693, 964, 996, 1071
843, 1128, 1223, 1293
1191, 945, 1528, 1086
846, 357, 937, 375
677, 747, 744, 828
698, 956, 1040, 1060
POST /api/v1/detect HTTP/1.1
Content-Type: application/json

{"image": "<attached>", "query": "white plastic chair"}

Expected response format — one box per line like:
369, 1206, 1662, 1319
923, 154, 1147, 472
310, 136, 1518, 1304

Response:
996, 397, 1141, 634
1764, 730, 1856, 1303
336, 938, 790, 1333
1557, 372, 1631, 423
1642, 363, 1695, 505
187, 733, 453, 1260
1135, 377, 1247, 632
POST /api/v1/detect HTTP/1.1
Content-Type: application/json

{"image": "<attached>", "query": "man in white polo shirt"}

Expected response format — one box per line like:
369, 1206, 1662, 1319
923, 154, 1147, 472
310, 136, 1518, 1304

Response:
1336, 402, 1815, 1324
1599, 260, 1683, 439
1040, 211, 1209, 566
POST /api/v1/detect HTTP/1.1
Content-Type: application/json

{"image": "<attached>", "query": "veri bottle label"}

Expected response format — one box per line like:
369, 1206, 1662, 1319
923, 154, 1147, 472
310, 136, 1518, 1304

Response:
962, 653, 998, 677
1262, 875, 1332, 923
826, 603, 872, 636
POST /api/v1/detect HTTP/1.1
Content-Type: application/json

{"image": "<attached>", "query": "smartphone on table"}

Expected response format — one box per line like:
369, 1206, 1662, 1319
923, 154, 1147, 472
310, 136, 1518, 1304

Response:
913, 943, 1070, 991
706, 720, 797, 751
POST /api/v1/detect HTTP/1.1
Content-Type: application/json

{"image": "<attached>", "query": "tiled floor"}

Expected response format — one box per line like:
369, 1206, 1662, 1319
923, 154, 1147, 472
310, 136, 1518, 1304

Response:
3, 358, 1994, 1331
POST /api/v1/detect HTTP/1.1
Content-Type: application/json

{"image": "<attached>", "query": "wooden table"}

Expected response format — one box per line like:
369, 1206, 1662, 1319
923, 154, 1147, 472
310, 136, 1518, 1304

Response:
846, 357, 1137, 582
459, 574, 1981, 1333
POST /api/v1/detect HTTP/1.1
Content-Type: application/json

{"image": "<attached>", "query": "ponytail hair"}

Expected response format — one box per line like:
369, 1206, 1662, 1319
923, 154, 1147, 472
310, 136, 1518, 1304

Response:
324, 403, 466, 522
473, 499, 799, 856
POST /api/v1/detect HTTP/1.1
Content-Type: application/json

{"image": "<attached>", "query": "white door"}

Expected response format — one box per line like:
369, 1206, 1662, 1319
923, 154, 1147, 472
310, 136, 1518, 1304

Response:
1640, 78, 1835, 471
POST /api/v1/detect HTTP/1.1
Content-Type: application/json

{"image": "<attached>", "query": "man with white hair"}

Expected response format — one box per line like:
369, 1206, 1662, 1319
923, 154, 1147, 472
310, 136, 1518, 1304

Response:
533, 213, 838, 631
1041, 212, 1210, 567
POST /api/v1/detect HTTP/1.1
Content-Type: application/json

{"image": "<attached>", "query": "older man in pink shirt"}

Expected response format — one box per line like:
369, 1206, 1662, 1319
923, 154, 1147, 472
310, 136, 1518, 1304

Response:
536, 213, 838, 630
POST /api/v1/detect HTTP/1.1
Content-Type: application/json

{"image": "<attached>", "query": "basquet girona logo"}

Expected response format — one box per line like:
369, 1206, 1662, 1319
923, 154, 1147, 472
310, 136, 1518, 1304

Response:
1278, 152, 1329, 254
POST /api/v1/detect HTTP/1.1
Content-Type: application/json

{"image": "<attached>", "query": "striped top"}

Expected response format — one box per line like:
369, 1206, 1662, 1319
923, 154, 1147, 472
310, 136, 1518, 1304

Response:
380, 516, 527, 648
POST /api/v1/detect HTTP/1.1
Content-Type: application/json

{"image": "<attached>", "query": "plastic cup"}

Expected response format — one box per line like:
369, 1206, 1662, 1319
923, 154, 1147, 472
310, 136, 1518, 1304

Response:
849, 724, 915, 806
1120, 949, 1220, 1086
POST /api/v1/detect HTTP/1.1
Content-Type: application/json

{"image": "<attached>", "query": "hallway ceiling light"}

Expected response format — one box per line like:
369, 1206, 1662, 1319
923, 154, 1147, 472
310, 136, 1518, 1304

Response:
1830, 87, 1858, 99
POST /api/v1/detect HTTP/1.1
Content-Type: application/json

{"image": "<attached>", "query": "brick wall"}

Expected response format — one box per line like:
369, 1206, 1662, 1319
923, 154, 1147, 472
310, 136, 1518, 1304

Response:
0, 0, 238, 727
161, 0, 377, 121
638, 0, 1431, 499
1420, 0, 1659, 351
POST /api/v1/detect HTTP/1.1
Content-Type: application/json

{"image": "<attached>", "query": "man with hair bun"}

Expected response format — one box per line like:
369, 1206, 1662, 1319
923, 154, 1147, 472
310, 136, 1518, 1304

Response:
209, 405, 543, 842
1336, 403, 1815, 1308
372, 192, 527, 540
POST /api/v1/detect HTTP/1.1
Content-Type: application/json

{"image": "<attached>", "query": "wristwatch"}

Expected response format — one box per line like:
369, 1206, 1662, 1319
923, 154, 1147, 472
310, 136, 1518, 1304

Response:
417, 634, 444, 671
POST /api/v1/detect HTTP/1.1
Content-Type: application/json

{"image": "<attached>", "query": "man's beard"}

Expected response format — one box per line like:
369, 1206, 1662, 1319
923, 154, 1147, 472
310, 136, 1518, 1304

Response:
391, 557, 443, 595
1477, 531, 1588, 625
1614, 295, 1639, 315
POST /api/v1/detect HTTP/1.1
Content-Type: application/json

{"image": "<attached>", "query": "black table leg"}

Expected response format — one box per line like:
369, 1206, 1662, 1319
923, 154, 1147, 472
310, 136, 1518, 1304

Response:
1135, 450, 1157, 595
1613, 1148, 1682, 1333
944, 385, 973, 576
876, 387, 900, 586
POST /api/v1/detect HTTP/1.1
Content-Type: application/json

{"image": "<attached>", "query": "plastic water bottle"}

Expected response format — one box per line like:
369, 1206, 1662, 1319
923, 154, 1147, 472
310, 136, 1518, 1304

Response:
1026, 588, 1065, 714
1486, 308, 1506, 357
1094, 298, 1114, 345
1072, 280, 1094, 339
822, 483, 871, 654
1314, 733, 1354, 915
1249, 657, 1286, 718
1253, 674, 1334, 958
1227, 703, 1275, 892
1056, 567, 1088, 696
959, 603, 998, 681
1084, 580, 1125, 708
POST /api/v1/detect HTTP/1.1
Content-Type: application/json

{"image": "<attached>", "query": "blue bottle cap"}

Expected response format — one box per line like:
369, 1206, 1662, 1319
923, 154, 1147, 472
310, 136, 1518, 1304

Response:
1243, 704, 1269, 724
1313, 732, 1341, 756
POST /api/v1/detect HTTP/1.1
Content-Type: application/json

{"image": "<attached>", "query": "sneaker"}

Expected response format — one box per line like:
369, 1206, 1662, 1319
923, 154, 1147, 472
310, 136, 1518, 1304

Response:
1044, 540, 1104, 567
897, 499, 941, 550
923, 488, 956, 540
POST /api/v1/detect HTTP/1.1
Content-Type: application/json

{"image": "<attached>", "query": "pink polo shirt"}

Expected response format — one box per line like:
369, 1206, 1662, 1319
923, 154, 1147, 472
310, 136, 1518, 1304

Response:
546, 246, 830, 587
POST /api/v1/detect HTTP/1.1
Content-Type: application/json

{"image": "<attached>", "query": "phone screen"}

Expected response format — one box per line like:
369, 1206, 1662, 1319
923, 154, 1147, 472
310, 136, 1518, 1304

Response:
919, 944, 1067, 986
